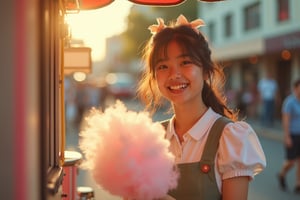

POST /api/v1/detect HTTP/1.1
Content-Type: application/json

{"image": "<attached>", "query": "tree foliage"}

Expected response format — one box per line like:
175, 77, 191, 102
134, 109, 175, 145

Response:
119, 1, 198, 62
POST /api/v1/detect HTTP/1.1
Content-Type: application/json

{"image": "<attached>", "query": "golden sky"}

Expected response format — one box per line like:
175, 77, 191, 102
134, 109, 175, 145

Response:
65, 0, 133, 61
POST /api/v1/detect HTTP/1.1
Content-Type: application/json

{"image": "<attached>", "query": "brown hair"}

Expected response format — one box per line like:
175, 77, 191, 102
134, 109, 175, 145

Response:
137, 25, 238, 121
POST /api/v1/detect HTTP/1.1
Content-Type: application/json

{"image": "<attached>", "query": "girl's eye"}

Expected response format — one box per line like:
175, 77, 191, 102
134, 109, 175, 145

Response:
181, 60, 193, 66
156, 65, 168, 71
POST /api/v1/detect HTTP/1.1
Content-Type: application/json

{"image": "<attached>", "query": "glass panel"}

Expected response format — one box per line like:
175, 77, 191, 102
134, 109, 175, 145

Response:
244, 2, 260, 31
208, 22, 216, 43
277, 0, 289, 22
224, 14, 232, 37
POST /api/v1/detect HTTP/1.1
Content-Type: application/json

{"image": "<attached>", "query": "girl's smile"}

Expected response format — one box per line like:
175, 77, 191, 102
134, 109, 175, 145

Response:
168, 83, 189, 91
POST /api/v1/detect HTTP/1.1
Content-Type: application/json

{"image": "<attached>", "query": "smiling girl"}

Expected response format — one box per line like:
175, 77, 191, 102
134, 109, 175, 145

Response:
137, 15, 266, 200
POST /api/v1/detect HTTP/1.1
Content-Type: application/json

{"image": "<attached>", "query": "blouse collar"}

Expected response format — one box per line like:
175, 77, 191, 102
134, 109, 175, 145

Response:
165, 107, 220, 141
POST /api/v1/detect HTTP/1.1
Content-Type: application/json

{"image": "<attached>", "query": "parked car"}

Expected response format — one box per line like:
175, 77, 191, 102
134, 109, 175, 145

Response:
105, 72, 136, 98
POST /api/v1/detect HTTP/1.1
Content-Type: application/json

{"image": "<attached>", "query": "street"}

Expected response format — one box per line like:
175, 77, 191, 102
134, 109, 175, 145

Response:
65, 99, 300, 200
248, 137, 299, 200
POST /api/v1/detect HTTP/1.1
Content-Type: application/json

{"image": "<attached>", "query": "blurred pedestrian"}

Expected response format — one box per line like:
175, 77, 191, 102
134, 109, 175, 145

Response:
137, 14, 266, 200
278, 79, 300, 193
237, 86, 254, 119
257, 72, 278, 127
64, 78, 78, 129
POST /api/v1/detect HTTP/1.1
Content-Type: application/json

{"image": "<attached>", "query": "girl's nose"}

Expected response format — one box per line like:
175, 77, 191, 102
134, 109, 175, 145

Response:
169, 66, 181, 79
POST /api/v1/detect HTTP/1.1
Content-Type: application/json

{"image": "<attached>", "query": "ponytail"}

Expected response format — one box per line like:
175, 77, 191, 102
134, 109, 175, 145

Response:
202, 66, 238, 121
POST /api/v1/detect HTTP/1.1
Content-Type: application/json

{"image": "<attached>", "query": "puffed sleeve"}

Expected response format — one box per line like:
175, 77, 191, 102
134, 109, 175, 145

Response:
217, 121, 266, 180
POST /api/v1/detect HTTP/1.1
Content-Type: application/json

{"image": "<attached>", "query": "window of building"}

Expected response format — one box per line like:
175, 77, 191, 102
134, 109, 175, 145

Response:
208, 22, 216, 43
277, 0, 289, 22
224, 14, 233, 38
244, 2, 260, 31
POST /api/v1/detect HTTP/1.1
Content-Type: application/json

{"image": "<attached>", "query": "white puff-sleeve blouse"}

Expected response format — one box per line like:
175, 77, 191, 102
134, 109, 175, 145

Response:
165, 108, 266, 192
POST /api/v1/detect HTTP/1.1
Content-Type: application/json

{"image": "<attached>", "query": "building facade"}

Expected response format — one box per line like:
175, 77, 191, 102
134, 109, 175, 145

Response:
199, 0, 300, 119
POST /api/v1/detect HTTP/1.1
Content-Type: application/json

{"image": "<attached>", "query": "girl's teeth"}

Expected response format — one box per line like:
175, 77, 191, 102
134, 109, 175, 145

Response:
170, 84, 187, 90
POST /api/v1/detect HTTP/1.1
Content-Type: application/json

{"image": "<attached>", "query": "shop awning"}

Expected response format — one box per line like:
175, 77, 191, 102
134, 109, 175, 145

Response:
65, 0, 223, 10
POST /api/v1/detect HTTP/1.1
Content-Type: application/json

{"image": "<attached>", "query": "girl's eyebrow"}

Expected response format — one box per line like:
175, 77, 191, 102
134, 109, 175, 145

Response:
158, 54, 189, 62
178, 54, 189, 58
154, 54, 190, 65
155, 58, 166, 64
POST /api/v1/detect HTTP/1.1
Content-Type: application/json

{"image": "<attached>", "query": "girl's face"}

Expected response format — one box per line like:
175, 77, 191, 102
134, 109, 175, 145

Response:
154, 41, 206, 107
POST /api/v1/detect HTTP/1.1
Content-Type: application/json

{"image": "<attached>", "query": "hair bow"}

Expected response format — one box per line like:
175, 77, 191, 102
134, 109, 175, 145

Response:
176, 14, 205, 34
148, 18, 166, 35
148, 14, 205, 35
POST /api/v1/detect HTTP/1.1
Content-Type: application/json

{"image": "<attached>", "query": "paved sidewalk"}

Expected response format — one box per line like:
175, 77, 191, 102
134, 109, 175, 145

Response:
247, 119, 283, 142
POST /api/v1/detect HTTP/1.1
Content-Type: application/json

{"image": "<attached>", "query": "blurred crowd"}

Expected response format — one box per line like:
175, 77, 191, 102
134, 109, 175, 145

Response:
64, 73, 136, 131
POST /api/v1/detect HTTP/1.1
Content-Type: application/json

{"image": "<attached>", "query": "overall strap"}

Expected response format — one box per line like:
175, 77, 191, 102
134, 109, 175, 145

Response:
164, 116, 232, 200
201, 116, 232, 162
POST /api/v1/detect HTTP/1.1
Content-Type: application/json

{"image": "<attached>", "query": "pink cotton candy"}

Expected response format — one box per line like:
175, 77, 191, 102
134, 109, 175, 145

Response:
79, 101, 178, 200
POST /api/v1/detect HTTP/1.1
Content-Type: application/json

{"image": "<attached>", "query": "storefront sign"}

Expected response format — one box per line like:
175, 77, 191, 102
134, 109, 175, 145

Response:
265, 31, 300, 53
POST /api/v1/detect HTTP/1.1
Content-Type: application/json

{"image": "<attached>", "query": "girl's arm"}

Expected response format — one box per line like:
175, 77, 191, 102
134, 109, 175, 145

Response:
222, 176, 249, 200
